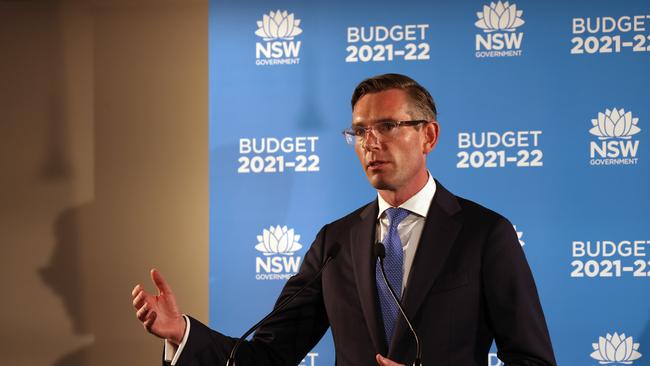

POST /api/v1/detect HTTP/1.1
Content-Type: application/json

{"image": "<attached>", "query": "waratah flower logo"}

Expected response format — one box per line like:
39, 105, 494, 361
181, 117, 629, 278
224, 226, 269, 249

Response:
475, 1, 525, 32
255, 225, 303, 255
590, 108, 641, 140
590, 332, 642, 364
255, 10, 303, 41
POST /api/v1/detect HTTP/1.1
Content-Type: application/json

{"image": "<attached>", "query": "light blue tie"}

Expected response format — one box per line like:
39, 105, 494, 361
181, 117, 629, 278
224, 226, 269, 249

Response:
376, 207, 409, 345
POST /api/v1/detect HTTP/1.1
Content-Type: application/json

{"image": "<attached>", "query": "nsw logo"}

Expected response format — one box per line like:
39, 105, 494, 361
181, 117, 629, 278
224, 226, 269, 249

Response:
255, 225, 303, 255
589, 108, 641, 166
590, 332, 642, 364
255, 10, 302, 66
255, 225, 303, 280
590, 108, 641, 140
474, 1, 525, 57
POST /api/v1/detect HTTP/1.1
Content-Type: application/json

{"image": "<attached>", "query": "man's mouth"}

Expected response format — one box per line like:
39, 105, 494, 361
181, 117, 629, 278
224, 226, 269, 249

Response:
367, 160, 388, 169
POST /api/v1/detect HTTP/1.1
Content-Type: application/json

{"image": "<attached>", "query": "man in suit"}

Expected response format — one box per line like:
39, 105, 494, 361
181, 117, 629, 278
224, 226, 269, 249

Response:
132, 74, 557, 365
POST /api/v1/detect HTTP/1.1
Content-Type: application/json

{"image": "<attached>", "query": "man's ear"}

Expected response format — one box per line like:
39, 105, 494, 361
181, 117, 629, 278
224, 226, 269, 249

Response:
422, 120, 439, 154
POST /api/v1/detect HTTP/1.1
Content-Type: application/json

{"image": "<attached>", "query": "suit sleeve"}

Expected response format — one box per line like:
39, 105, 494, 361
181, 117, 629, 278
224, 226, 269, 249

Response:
169, 227, 332, 366
482, 217, 557, 366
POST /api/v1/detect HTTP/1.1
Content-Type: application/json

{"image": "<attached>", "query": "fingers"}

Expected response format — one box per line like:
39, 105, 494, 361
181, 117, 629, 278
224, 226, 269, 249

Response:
132, 284, 142, 297
376, 354, 386, 366
143, 309, 157, 332
132, 289, 147, 310
375, 354, 404, 366
136, 302, 151, 322
137, 302, 157, 333
133, 274, 164, 336
150, 268, 173, 295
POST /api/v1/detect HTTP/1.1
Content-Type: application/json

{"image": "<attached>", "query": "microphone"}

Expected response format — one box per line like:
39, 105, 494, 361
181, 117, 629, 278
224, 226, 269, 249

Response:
374, 242, 422, 366
226, 243, 341, 366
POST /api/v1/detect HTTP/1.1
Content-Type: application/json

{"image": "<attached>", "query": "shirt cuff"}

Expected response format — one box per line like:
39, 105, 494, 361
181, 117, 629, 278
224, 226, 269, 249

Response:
163, 314, 191, 365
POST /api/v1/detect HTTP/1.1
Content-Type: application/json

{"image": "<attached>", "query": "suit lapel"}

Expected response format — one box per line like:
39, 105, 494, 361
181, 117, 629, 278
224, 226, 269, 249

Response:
388, 182, 462, 359
350, 200, 387, 355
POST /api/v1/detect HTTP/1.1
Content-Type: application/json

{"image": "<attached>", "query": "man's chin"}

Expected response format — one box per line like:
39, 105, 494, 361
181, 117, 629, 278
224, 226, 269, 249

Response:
366, 175, 392, 191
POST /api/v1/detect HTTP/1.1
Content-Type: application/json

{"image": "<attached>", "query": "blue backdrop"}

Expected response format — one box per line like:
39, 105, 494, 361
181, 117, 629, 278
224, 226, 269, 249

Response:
209, 1, 650, 364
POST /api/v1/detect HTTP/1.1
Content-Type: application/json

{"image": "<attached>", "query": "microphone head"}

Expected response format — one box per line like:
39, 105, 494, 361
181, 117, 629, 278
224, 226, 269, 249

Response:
373, 242, 386, 260
327, 243, 341, 259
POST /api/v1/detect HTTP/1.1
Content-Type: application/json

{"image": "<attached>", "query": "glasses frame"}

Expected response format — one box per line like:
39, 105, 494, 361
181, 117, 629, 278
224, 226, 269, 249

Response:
342, 120, 430, 145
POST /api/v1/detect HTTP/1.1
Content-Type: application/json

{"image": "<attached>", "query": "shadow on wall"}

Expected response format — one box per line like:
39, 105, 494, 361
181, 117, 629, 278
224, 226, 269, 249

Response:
1, 0, 207, 364
0, 0, 96, 364
41, 204, 95, 366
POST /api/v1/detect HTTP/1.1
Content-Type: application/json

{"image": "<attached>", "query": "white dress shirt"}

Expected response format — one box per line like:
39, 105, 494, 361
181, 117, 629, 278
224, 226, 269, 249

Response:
165, 174, 437, 364
376, 173, 436, 293
164, 315, 190, 365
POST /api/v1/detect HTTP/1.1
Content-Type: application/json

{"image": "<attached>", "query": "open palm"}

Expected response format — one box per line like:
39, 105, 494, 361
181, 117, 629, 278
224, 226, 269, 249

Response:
132, 269, 186, 345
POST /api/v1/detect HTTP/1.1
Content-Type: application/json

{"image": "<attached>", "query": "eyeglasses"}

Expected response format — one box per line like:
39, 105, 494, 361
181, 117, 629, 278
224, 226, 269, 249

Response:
342, 120, 429, 145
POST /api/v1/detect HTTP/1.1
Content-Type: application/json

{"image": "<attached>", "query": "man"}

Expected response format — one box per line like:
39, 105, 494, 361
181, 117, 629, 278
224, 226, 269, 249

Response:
132, 74, 556, 365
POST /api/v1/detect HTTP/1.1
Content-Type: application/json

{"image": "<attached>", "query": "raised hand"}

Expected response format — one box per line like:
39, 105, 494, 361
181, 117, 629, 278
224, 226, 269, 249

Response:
132, 269, 186, 345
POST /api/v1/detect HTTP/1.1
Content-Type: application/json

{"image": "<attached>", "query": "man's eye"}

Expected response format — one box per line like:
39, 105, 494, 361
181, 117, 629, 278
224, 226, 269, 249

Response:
378, 122, 397, 133
352, 128, 365, 136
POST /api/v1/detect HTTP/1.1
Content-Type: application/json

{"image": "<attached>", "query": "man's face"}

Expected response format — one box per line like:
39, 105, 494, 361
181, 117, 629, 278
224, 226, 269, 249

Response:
352, 89, 438, 200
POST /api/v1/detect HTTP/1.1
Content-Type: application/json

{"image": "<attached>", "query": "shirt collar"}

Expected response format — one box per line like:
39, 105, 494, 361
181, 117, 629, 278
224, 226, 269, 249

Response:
377, 173, 436, 219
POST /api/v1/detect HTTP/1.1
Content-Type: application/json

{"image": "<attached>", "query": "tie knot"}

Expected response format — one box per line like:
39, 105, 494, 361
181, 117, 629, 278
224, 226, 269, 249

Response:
385, 207, 409, 228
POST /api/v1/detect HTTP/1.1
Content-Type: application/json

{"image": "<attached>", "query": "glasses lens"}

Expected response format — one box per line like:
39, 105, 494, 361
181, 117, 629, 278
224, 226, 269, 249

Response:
343, 120, 416, 145
375, 121, 398, 135
342, 130, 355, 145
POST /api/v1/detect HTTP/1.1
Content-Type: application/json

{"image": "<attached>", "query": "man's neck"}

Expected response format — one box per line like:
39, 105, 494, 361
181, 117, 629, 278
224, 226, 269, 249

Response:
377, 171, 429, 207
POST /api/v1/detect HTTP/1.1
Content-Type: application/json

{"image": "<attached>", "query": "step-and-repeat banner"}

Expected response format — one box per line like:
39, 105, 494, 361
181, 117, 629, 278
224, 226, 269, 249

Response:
209, 1, 650, 364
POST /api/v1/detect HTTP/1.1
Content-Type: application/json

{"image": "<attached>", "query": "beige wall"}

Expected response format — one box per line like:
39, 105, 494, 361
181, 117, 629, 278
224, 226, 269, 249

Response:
0, 0, 208, 364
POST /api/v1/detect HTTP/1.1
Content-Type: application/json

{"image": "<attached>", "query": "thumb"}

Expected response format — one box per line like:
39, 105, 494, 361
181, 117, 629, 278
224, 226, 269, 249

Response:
150, 268, 173, 295
376, 354, 401, 366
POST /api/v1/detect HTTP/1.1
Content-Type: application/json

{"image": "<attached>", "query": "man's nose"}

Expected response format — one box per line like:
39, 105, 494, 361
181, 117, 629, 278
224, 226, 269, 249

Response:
361, 128, 381, 150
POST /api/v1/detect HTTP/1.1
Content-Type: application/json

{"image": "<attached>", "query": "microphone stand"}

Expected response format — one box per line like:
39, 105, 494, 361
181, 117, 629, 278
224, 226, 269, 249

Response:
226, 244, 340, 366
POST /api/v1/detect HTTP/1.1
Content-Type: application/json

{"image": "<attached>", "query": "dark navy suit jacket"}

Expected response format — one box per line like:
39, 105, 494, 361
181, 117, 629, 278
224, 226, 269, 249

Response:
167, 181, 556, 366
